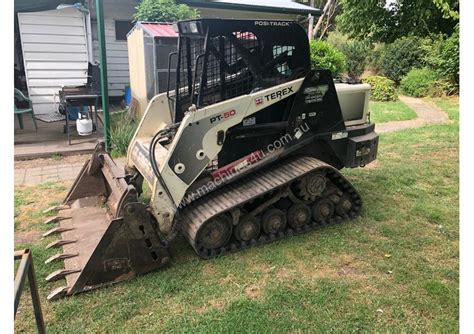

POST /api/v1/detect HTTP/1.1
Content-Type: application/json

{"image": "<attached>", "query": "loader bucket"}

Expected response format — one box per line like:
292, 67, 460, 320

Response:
44, 143, 170, 301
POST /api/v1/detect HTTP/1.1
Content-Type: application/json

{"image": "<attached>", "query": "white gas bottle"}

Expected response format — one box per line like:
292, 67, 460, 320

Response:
76, 112, 93, 136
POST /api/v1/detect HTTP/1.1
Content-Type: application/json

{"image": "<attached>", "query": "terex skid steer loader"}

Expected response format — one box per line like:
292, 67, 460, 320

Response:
44, 19, 378, 300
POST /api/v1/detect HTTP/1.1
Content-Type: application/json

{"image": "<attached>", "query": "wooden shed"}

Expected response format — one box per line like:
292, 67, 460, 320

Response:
127, 22, 178, 117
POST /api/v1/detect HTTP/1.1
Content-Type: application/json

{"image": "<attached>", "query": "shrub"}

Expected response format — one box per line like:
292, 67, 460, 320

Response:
377, 36, 426, 83
134, 0, 198, 22
327, 31, 371, 81
423, 25, 459, 93
326, 31, 348, 52
363, 75, 398, 102
110, 112, 138, 157
367, 43, 384, 70
309, 40, 346, 77
400, 67, 442, 97
340, 40, 371, 81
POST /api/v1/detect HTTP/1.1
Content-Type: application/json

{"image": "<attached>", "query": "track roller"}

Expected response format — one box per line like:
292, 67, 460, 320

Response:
261, 208, 287, 234
287, 203, 311, 228
311, 198, 334, 222
197, 214, 233, 249
233, 215, 261, 241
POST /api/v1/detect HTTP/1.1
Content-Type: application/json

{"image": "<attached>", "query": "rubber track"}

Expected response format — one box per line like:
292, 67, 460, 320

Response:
179, 156, 362, 259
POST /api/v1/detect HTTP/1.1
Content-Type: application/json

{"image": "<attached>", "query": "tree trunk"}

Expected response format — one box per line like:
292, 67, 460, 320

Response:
307, 0, 315, 40
313, 0, 336, 39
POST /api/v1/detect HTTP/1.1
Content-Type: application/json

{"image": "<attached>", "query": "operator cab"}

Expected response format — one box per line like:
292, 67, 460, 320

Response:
168, 19, 311, 122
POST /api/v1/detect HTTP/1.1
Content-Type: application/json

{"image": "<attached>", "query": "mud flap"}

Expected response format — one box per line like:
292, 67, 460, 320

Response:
44, 143, 169, 300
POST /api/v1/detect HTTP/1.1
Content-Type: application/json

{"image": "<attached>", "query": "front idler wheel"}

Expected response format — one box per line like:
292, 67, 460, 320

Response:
234, 215, 261, 241
311, 199, 334, 222
261, 208, 287, 234
287, 203, 311, 228
197, 214, 232, 249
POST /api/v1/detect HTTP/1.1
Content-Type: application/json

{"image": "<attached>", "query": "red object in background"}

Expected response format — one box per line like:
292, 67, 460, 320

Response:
140, 23, 178, 38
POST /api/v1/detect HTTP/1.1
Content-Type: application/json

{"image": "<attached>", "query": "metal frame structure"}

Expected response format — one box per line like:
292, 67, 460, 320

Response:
95, 0, 110, 151
14, 249, 45, 334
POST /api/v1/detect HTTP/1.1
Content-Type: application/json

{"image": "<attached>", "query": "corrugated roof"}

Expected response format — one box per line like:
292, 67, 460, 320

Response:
179, 0, 321, 15
139, 22, 178, 38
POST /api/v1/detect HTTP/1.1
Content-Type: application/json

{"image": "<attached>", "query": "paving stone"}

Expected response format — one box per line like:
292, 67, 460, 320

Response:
27, 168, 43, 177
42, 174, 60, 183
15, 170, 26, 185
42, 165, 59, 173
42, 170, 59, 177
59, 173, 78, 181
24, 175, 42, 185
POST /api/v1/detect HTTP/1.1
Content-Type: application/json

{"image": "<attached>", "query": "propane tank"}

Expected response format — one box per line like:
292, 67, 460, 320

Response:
76, 111, 93, 136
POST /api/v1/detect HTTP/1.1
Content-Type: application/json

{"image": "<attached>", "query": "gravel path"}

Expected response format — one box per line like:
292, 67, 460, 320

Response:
376, 96, 450, 133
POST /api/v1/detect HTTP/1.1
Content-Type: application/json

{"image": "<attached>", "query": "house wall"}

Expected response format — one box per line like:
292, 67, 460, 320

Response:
17, 7, 89, 115
88, 0, 140, 97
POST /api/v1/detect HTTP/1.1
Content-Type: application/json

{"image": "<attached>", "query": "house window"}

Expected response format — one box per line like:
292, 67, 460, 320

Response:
115, 20, 134, 41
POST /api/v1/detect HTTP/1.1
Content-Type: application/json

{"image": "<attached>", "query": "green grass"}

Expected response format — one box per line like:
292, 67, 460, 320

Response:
14, 99, 459, 333
426, 96, 459, 121
109, 110, 138, 158
368, 100, 418, 123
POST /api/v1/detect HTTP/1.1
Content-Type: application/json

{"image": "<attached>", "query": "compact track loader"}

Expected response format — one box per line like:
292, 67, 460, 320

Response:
44, 19, 378, 300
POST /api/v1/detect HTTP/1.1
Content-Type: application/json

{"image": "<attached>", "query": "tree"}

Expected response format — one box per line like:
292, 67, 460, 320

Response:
423, 24, 459, 89
134, 0, 198, 22
306, 0, 340, 40
312, 0, 339, 39
337, 0, 459, 43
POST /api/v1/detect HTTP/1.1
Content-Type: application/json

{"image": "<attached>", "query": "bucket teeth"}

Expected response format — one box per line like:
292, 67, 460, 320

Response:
46, 239, 76, 249
43, 216, 69, 224
46, 269, 81, 282
47, 286, 69, 301
43, 204, 70, 214
43, 226, 75, 237
45, 252, 78, 264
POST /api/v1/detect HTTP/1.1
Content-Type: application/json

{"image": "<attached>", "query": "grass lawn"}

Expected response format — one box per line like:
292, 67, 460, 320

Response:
425, 96, 460, 121
369, 100, 418, 123
14, 98, 459, 333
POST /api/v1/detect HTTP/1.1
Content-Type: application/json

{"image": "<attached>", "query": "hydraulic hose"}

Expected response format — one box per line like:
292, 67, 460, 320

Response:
149, 123, 181, 242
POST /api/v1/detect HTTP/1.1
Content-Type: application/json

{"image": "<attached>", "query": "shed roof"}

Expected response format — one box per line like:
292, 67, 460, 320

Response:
137, 22, 179, 38
179, 0, 321, 16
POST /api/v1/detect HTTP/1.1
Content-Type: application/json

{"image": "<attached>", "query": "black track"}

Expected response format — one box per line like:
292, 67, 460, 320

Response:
179, 156, 362, 259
